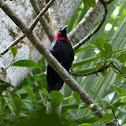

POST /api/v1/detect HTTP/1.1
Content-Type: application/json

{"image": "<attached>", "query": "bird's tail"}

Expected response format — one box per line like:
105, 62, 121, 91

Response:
55, 80, 64, 91
47, 79, 64, 93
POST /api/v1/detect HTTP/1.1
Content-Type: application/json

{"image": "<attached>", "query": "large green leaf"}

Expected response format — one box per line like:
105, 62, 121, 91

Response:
50, 91, 64, 110
73, 57, 99, 68
11, 59, 39, 68
74, 67, 97, 74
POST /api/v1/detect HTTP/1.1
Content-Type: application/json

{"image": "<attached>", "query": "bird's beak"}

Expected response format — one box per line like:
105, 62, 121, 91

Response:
61, 25, 68, 31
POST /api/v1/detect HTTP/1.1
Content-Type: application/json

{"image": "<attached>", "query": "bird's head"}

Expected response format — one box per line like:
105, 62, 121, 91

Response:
58, 25, 67, 34
54, 25, 69, 42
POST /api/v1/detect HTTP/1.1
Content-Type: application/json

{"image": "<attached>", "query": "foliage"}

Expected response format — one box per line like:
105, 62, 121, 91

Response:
82, 0, 96, 8
0, 0, 126, 126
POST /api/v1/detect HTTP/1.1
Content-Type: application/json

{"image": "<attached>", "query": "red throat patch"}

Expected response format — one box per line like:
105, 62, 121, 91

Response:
54, 32, 69, 42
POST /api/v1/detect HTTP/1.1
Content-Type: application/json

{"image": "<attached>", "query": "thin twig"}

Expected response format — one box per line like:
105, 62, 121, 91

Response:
111, 62, 126, 78
112, 110, 120, 126
29, 0, 55, 32
30, 0, 54, 42
0, 34, 25, 56
72, 64, 110, 76
73, 0, 108, 50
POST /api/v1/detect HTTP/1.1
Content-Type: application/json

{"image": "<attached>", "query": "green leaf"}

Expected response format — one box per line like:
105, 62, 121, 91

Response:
9, 91, 22, 115
83, 0, 96, 8
120, 65, 126, 75
17, 73, 47, 89
0, 80, 12, 95
94, 37, 104, 51
97, 113, 114, 123
74, 45, 92, 54
113, 86, 126, 96
103, 43, 112, 58
23, 86, 35, 101
0, 80, 14, 88
38, 58, 46, 70
64, 95, 73, 100
11, 60, 39, 68
116, 73, 122, 80
74, 67, 97, 74
109, 58, 122, 70
39, 88, 50, 97
73, 92, 80, 105
75, 116, 98, 124
101, 69, 107, 76
22, 100, 33, 112
121, 96, 126, 102
9, 46, 17, 57
113, 100, 126, 108
118, 51, 126, 63
62, 104, 79, 110
0, 96, 5, 109
73, 56, 99, 68
96, 63, 103, 69
50, 91, 64, 110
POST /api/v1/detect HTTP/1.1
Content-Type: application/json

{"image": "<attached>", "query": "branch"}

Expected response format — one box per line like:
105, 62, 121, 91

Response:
30, 0, 54, 42
0, 34, 25, 56
29, 0, 55, 32
68, 0, 104, 45
73, 0, 108, 50
72, 64, 110, 76
0, 1, 118, 125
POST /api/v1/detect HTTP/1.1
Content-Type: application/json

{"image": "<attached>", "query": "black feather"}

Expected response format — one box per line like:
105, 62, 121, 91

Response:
47, 40, 74, 93
46, 26, 74, 93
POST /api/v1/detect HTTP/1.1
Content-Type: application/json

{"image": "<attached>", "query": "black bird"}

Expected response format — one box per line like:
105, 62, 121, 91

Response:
47, 26, 74, 93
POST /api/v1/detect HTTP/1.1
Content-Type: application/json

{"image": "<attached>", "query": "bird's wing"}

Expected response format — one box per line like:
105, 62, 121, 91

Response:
49, 40, 58, 51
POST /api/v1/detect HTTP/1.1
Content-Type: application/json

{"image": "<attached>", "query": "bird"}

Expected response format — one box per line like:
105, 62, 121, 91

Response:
47, 25, 74, 93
